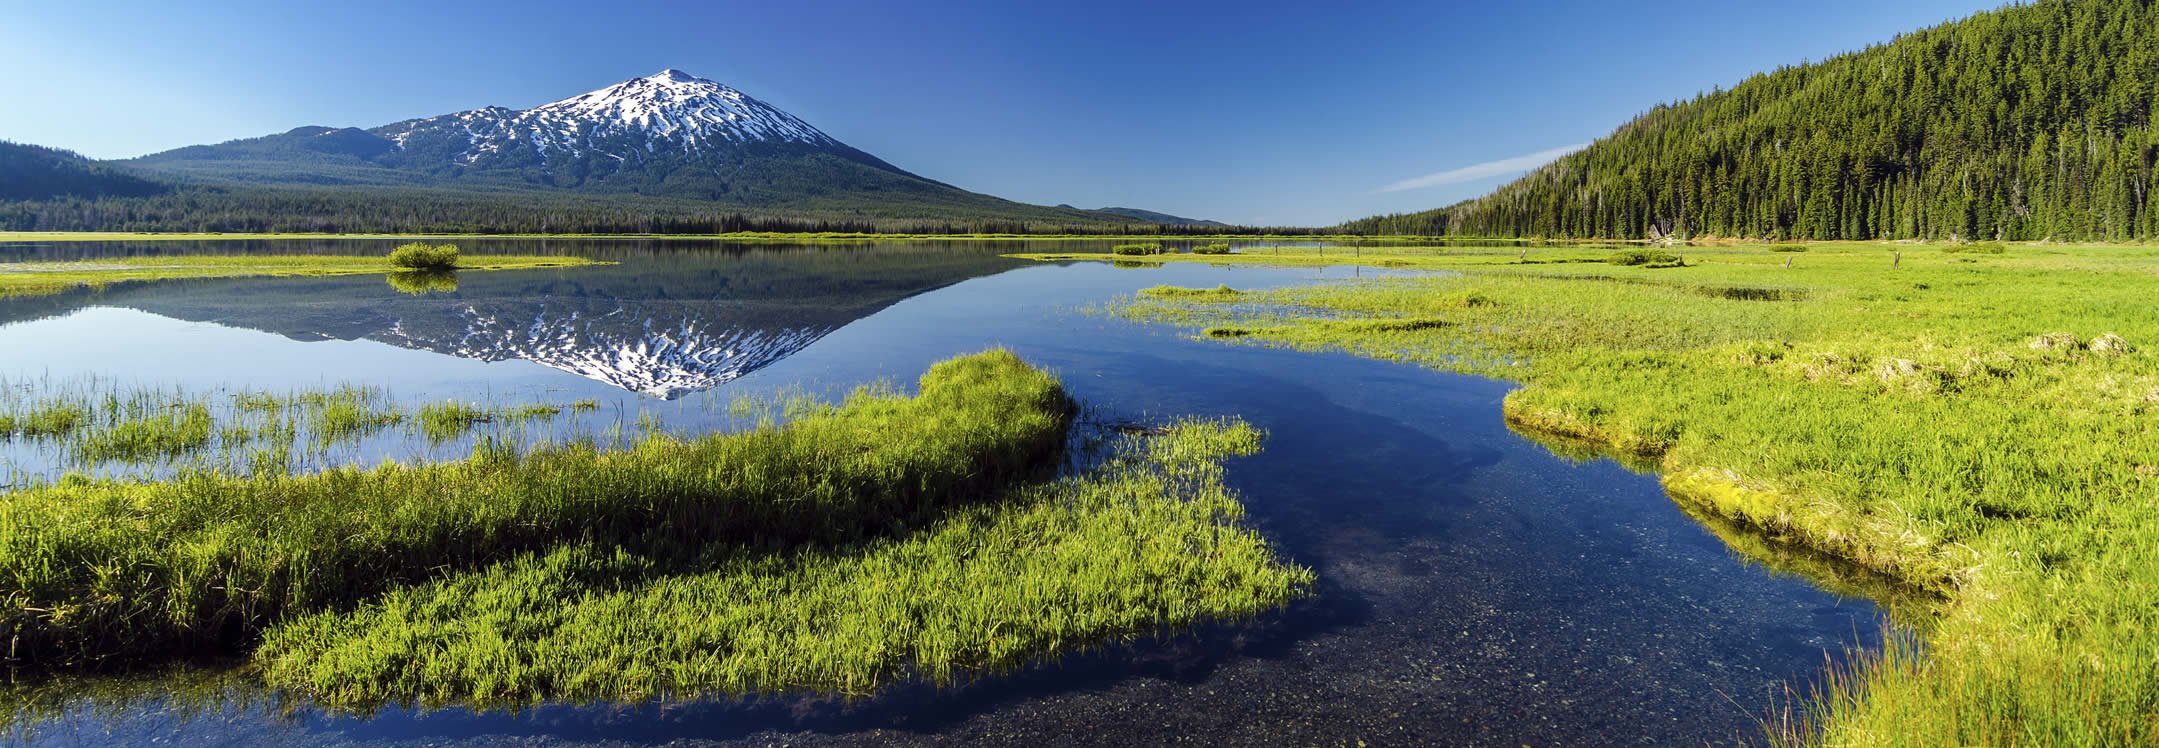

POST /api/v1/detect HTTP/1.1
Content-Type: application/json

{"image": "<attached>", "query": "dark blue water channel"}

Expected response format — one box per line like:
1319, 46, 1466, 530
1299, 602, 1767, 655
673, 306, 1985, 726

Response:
0, 240, 1886, 746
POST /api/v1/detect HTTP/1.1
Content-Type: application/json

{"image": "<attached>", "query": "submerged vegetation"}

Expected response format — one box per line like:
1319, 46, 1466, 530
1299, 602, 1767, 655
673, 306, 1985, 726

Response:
0, 380, 585, 475
1091, 241, 2159, 744
0, 351, 1306, 720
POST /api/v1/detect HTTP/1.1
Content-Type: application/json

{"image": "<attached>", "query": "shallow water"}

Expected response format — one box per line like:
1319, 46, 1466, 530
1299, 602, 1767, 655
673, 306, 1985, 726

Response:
1, 239, 1885, 745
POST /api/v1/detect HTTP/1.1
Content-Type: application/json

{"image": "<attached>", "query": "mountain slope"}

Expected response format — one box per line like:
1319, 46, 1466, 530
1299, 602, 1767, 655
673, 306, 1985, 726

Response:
1089, 207, 1228, 227
1344, 0, 2159, 241
0, 141, 169, 201
119, 70, 1131, 224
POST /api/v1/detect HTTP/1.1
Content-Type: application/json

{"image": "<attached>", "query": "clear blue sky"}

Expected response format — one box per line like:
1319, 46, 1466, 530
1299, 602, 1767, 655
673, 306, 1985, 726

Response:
0, 0, 2005, 226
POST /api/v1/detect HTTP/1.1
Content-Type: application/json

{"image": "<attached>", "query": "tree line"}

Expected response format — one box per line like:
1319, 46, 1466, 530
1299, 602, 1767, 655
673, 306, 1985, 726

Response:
0, 186, 1320, 236
1343, 0, 2159, 241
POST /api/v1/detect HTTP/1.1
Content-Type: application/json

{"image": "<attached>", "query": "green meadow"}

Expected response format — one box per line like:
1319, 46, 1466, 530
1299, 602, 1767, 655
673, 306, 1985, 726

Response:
0, 351, 1308, 718
1052, 241, 2159, 745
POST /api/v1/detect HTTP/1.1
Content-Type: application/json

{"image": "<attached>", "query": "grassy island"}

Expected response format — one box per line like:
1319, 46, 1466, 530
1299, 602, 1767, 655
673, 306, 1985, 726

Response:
0, 351, 1308, 717
1084, 241, 2159, 745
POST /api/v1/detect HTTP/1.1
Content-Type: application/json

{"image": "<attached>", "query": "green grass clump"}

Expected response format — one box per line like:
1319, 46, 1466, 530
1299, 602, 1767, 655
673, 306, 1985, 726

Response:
301, 387, 404, 441
417, 401, 492, 441
1192, 243, 1233, 255
503, 404, 562, 423
1944, 241, 2007, 254
69, 405, 213, 463
0, 403, 87, 440
1770, 244, 1808, 252
1139, 284, 1244, 300
386, 242, 459, 270
1112, 243, 1162, 256
1106, 240, 2159, 744
256, 418, 1306, 710
0, 350, 1071, 667
1607, 248, 1684, 266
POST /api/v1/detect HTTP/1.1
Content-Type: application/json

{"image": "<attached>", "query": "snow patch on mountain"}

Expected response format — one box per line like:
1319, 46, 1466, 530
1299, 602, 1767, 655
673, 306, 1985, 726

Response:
376, 70, 841, 166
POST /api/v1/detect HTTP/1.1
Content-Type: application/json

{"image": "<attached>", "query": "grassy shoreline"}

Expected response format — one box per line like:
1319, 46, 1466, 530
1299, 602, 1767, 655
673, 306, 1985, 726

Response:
0, 351, 1309, 719
1104, 242, 2159, 744
0, 254, 606, 298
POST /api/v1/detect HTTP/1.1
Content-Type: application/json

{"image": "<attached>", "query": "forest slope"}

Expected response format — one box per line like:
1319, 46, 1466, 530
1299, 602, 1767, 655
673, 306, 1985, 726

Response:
1344, 0, 2159, 241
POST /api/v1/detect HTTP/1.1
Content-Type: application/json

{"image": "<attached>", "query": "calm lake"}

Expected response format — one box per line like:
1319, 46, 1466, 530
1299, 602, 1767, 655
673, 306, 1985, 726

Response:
0, 239, 1889, 746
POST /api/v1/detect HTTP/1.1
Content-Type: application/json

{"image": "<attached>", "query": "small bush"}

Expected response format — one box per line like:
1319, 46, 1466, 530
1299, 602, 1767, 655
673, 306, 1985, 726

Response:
1192, 244, 1232, 255
389, 242, 460, 270
1770, 244, 1808, 252
1944, 242, 2006, 255
1112, 243, 1162, 256
1607, 248, 1683, 267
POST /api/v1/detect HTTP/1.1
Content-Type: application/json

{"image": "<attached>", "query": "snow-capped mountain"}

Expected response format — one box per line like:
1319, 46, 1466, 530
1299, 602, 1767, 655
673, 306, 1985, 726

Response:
372, 70, 853, 172
124, 68, 1093, 209
353, 69, 923, 196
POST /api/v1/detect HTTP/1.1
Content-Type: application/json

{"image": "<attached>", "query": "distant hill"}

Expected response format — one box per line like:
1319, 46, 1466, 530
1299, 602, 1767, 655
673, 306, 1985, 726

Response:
1089, 207, 1228, 227
116, 70, 1134, 227
0, 141, 167, 201
1343, 0, 2159, 241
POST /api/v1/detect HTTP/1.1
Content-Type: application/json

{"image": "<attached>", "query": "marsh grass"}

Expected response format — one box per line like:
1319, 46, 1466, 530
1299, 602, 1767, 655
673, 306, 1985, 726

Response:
417, 401, 493, 442
0, 352, 1307, 724
298, 387, 405, 442
0, 403, 86, 440
503, 404, 562, 423
255, 417, 1307, 710
1140, 284, 1244, 300
1103, 241, 2159, 744
0, 379, 584, 481
69, 404, 213, 463
1112, 243, 1163, 256
0, 350, 1074, 667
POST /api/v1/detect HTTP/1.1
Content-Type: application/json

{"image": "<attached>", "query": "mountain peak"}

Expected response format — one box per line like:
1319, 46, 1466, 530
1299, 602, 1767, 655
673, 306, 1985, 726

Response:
650, 68, 697, 82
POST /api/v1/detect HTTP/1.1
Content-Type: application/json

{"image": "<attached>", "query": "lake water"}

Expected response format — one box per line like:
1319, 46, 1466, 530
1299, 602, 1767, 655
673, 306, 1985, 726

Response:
0, 239, 1888, 746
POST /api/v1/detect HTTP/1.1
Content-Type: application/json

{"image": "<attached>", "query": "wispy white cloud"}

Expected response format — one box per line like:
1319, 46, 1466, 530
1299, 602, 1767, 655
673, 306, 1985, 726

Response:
1378, 143, 1590, 193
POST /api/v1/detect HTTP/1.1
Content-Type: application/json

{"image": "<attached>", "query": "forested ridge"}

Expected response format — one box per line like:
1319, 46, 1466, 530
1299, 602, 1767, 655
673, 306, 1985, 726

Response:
0, 185, 1306, 236
0, 141, 168, 202
1343, 0, 2159, 241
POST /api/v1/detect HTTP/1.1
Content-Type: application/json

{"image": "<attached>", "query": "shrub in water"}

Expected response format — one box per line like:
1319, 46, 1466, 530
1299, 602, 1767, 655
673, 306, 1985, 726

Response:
1192, 244, 1232, 255
1112, 243, 1162, 256
389, 242, 460, 270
